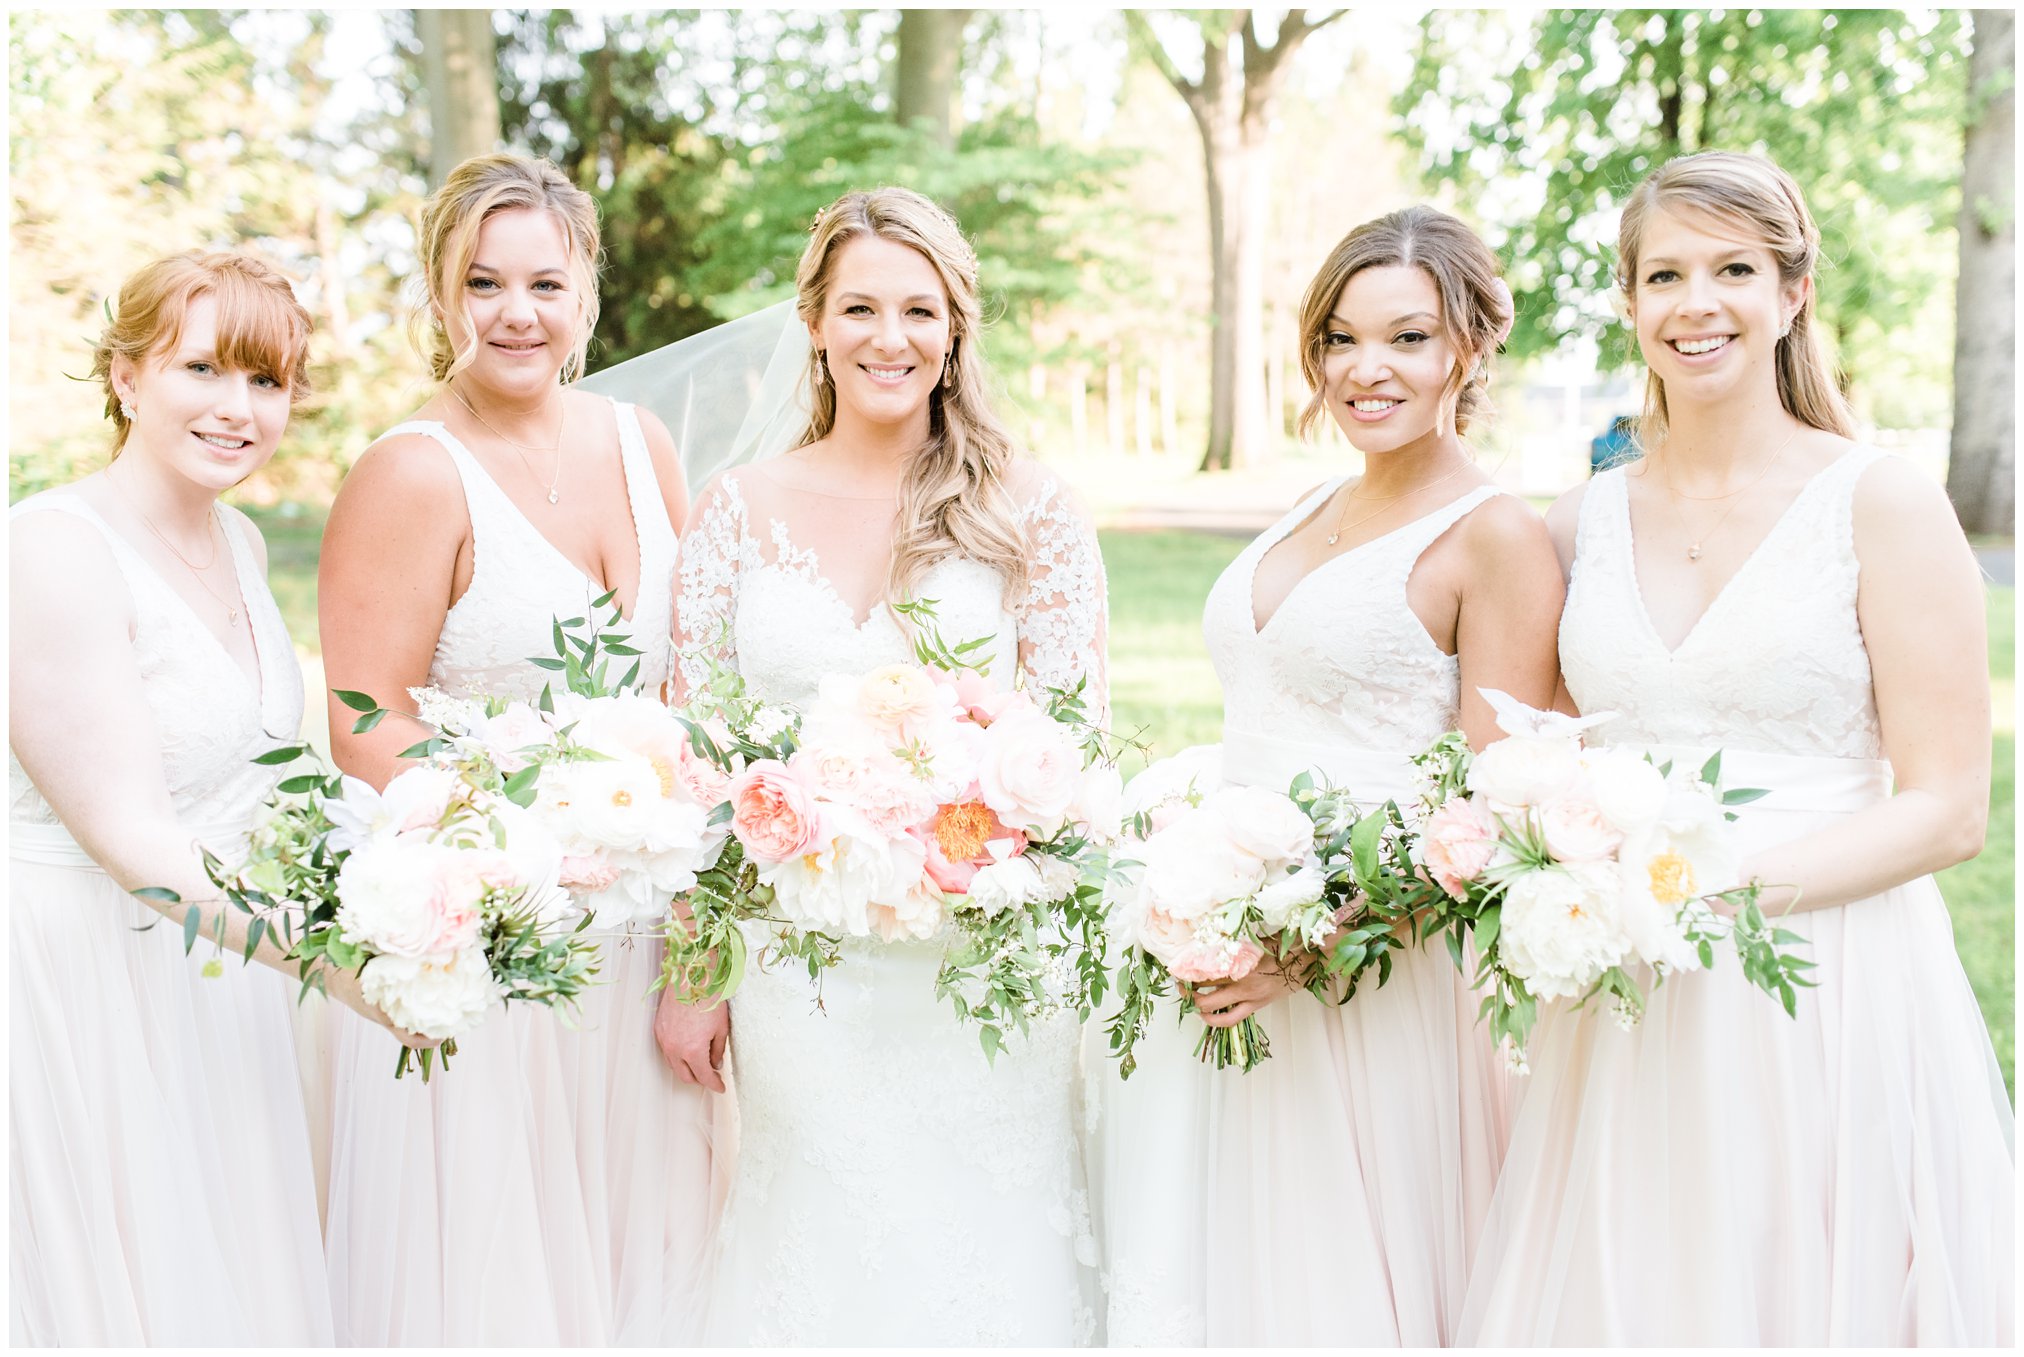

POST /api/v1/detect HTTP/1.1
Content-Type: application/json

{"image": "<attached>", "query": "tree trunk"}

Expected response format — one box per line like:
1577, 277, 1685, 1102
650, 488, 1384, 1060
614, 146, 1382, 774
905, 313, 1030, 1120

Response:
1069, 362, 1089, 455
895, 9, 971, 146
1106, 345, 1127, 454
1135, 362, 1155, 455
1159, 342, 1179, 454
416, 9, 501, 187
1136, 11, 1338, 471
1948, 10, 2016, 535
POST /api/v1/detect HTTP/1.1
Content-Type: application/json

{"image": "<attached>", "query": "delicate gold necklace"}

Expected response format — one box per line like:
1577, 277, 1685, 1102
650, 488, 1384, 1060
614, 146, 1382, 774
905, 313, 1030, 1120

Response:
106, 466, 242, 627
1657, 427, 1800, 562
449, 383, 568, 505
1325, 460, 1473, 546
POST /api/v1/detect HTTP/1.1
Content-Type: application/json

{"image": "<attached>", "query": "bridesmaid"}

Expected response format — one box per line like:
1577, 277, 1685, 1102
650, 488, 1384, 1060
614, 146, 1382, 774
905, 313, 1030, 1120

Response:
316, 153, 713, 1345
9, 250, 411, 1342
1461, 150, 2015, 1345
1179, 207, 1563, 1344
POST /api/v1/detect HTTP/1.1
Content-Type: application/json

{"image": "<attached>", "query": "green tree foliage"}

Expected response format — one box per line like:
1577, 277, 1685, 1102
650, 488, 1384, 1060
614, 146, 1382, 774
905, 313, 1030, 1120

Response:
1400, 9, 1968, 425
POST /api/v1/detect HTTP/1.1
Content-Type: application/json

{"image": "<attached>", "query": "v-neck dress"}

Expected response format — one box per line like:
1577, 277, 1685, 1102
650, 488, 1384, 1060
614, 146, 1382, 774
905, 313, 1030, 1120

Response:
1459, 449, 2015, 1344
1093, 480, 1518, 1346
8, 490, 329, 1343
321, 399, 724, 1346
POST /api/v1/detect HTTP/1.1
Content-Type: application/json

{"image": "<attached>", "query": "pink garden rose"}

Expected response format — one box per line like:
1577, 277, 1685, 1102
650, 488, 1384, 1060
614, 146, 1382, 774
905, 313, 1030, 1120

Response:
976, 708, 1083, 836
1139, 905, 1264, 984
675, 738, 734, 808
1421, 797, 1500, 897
1538, 795, 1624, 863
727, 760, 825, 863
558, 853, 621, 894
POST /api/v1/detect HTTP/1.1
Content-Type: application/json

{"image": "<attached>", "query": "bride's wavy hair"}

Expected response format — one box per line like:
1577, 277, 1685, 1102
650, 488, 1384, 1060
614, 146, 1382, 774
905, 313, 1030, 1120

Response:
91, 251, 313, 455
1294, 205, 1512, 441
793, 187, 1031, 609
413, 153, 602, 385
1617, 151, 1854, 446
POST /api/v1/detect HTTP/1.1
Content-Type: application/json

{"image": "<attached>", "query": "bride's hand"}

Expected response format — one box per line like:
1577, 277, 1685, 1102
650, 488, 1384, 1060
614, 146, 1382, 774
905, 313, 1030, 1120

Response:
1188, 951, 1311, 1028
318, 964, 440, 1051
654, 987, 730, 1092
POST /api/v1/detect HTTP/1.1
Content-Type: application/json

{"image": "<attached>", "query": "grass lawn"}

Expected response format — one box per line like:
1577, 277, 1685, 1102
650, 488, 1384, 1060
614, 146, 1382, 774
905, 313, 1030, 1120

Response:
249, 508, 2015, 1091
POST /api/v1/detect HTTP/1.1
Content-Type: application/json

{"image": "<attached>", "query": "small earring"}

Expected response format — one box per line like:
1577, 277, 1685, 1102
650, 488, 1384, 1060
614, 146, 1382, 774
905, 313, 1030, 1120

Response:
940, 356, 955, 391
1779, 320, 1792, 338
816, 350, 830, 385
120, 399, 137, 420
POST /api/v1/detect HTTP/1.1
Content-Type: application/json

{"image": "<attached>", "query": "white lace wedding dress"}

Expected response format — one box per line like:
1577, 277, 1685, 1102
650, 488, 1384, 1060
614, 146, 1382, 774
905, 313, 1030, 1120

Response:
673, 461, 1107, 1346
323, 399, 724, 1345
1460, 448, 2016, 1344
9, 492, 329, 1343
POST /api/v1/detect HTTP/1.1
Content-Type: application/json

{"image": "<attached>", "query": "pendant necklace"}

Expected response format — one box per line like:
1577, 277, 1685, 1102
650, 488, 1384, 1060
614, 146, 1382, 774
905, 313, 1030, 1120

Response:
1326, 459, 1472, 546
107, 465, 241, 627
1659, 426, 1800, 562
450, 383, 568, 504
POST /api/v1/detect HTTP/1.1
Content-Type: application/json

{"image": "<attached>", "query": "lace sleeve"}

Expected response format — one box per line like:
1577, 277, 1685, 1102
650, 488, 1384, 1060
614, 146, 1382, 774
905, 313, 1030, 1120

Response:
1015, 473, 1110, 723
673, 475, 751, 701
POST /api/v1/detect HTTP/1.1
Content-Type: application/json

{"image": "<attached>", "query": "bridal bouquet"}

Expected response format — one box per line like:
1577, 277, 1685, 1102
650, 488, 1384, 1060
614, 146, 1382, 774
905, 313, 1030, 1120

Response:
658, 600, 1121, 1062
1399, 689, 1814, 1070
1099, 748, 1420, 1076
151, 742, 599, 1081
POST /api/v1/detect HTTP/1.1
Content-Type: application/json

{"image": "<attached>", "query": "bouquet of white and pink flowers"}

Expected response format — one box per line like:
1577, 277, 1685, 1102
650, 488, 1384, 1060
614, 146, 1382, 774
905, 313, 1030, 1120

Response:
1099, 748, 1420, 1076
362, 593, 732, 932
152, 742, 600, 1081
1398, 689, 1813, 1069
658, 600, 1122, 1061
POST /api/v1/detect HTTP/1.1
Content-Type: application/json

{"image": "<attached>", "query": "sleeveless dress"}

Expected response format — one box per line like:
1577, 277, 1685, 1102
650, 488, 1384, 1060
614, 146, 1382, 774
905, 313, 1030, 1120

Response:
1459, 448, 2017, 1345
1092, 481, 1516, 1346
8, 491, 328, 1344
322, 399, 722, 1345
673, 465, 1107, 1346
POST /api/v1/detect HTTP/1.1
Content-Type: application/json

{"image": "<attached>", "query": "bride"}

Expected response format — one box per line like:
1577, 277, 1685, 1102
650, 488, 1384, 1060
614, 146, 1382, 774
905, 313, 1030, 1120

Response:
650, 186, 1108, 1346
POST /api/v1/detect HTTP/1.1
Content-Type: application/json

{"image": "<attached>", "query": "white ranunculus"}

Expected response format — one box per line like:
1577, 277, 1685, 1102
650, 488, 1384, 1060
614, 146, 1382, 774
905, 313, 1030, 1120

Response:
1254, 861, 1328, 933
1582, 747, 1669, 836
358, 947, 501, 1040
1496, 863, 1628, 1000
1208, 785, 1314, 870
325, 766, 461, 853
1466, 734, 1583, 810
1139, 809, 1267, 920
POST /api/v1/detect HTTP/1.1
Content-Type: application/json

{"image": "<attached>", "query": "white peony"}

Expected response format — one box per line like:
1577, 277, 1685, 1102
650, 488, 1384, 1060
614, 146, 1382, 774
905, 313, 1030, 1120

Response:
1208, 785, 1314, 870
1496, 863, 1629, 1000
1254, 861, 1328, 933
758, 809, 911, 939
967, 853, 1049, 918
1138, 809, 1267, 920
1582, 747, 1669, 836
1121, 745, 1222, 827
1467, 734, 1583, 810
1070, 762, 1126, 844
1614, 775, 1740, 970
358, 947, 501, 1040
336, 835, 487, 958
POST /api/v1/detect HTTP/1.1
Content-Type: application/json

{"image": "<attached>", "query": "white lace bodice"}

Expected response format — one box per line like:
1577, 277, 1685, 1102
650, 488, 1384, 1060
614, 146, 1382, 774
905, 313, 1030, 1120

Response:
1559, 448, 1886, 759
673, 465, 1107, 715
8, 492, 306, 829
1203, 481, 1509, 757
405, 399, 677, 702
681, 458, 1107, 1345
